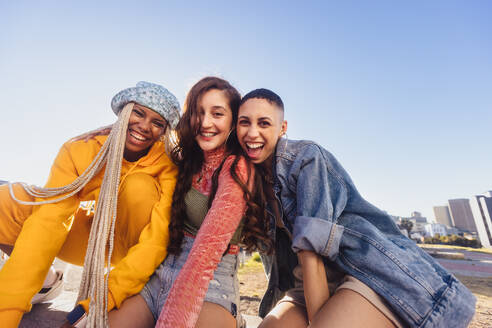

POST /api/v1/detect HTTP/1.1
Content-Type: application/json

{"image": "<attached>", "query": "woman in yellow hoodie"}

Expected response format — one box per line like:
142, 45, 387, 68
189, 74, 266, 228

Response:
0, 81, 180, 327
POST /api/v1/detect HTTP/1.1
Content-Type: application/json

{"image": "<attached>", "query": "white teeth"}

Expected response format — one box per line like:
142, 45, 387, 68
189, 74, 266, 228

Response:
201, 132, 216, 137
130, 132, 146, 141
247, 143, 263, 149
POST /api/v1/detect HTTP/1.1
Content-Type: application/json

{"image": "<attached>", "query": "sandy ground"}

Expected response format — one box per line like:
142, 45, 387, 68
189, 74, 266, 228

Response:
455, 275, 492, 328
238, 260, 267, 316
238, 262, 492, 327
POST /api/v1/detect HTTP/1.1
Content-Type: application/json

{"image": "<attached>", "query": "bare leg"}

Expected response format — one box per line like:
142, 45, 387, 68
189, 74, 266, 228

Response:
259, 289, 397, 328
310, 289, 396, 328
108, 294, 154, 328
195, 301, 236, 328
259, 302, 308, 328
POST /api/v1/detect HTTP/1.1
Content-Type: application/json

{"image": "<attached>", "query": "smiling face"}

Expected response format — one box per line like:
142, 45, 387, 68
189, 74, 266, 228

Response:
237, 98, 287, 165
194, 89, 233, 152
124, 103, 168, 161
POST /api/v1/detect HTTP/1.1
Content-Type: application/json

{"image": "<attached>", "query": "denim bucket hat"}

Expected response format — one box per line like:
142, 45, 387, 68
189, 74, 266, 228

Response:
111, 81, 181, 129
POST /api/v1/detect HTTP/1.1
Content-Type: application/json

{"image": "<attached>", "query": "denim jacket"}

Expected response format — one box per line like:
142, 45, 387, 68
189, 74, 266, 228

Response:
259, 138, 475, 328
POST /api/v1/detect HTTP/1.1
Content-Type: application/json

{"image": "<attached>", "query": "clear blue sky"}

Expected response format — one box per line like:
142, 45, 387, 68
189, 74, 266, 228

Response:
1, 1, 491, 220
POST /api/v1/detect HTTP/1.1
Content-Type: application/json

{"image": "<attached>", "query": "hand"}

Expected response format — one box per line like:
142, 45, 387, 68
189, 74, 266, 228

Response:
71, 124, 113, 142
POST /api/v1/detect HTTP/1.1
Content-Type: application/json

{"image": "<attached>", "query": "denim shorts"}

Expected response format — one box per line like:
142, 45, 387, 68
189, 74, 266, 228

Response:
140, 236, 240, 322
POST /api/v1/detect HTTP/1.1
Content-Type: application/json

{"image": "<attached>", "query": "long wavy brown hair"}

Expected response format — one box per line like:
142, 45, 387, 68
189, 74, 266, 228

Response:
168, 76, 273, 255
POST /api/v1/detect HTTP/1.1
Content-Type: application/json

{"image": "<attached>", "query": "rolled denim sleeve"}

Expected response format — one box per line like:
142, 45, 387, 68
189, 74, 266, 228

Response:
289, 144, 348, 260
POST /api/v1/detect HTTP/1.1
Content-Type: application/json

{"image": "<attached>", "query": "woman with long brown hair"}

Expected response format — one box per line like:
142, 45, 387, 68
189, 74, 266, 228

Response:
107, 77, 272, 328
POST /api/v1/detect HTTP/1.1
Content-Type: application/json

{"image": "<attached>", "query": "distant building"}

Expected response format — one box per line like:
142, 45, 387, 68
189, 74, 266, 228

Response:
425, 223, 448, 237
399, 212, 427, 234
409, 211, 427, 234
410, 211, 427, 222
433, 206, 453, 226
448, 199, 477, 233
469, 191, 492, 249
445, 226, 460, 235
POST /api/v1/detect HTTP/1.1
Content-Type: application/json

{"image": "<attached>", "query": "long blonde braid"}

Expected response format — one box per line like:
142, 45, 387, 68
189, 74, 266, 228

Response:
8, 102, 134, 327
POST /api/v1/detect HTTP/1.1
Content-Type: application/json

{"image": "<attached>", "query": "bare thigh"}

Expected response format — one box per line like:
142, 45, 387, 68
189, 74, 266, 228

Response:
108, 294, 154, 328
310, 289, 396, 328
195, 301, 236, 328
258, 301, 308, 328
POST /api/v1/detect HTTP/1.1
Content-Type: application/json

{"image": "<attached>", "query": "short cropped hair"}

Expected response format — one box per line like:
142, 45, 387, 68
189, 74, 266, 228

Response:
240, 88, 284, 111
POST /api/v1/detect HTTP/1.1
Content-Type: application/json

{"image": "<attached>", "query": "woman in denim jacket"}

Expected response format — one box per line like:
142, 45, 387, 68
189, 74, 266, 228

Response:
236, 89, 475, 328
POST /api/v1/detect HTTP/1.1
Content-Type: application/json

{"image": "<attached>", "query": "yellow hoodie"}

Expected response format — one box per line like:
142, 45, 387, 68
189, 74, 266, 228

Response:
0, 135, 177, 327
